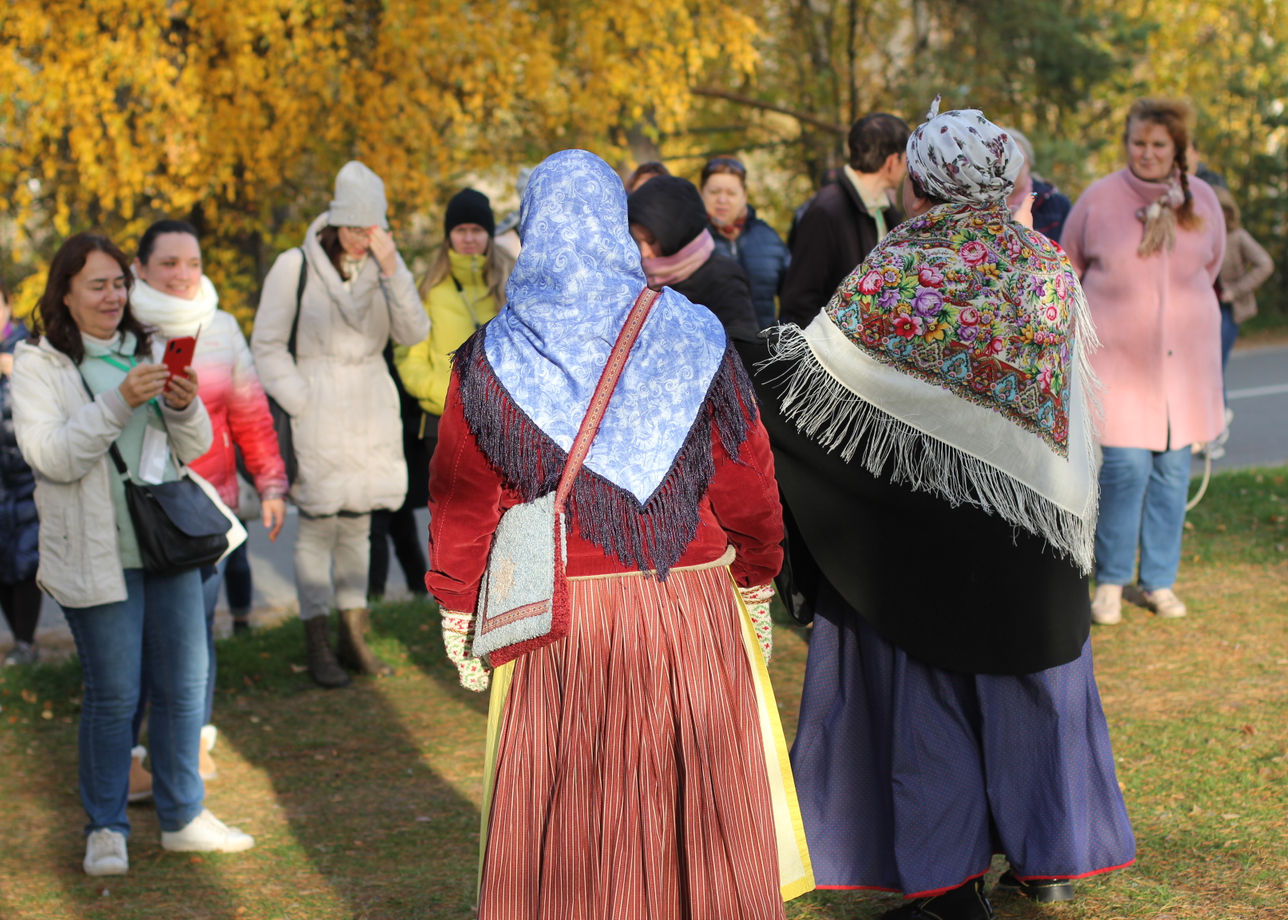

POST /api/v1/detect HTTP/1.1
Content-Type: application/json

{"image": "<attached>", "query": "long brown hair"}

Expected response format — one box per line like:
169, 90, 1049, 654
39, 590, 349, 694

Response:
418, 238, 514, 308
316, 226, 349, 278
35, 233, 149, 364
1125, 97, 1202, 231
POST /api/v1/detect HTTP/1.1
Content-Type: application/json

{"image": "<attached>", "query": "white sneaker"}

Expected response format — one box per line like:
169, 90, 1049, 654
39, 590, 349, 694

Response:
161, 808, 254, 853
84, 828, 129, 876
1091, 584, 1123, 625
1124, 584, 1188, 619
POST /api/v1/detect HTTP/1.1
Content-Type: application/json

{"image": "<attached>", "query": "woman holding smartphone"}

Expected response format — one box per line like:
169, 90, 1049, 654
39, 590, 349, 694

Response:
12, 233, 254, 876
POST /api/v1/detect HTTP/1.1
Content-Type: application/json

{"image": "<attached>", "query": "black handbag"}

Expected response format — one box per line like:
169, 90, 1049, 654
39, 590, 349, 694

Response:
106, 442, 230, 574
266, 250, 309, 485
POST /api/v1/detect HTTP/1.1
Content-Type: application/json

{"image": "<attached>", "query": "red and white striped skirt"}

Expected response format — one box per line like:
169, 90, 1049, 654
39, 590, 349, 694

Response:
477, 553, 810, 920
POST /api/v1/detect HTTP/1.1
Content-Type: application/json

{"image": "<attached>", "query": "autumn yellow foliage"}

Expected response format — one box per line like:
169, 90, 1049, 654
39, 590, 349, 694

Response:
0, 0, 758, 325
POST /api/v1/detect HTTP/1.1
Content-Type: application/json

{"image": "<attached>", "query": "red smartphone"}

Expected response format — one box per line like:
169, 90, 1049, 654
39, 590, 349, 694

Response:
163, 332, 198, 380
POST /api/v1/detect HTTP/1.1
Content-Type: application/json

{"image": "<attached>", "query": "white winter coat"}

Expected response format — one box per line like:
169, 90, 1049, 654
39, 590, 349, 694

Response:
251, 213, 429, 515
10, 337, 213, 607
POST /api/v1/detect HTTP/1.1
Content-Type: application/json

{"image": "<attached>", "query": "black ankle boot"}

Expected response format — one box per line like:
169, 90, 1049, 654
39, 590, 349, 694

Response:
881, 877, 994, 920
997, 869, 1074, 902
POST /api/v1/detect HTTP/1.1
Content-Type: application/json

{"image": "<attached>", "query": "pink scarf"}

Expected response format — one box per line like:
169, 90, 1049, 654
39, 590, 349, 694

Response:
641, 228, 715, 289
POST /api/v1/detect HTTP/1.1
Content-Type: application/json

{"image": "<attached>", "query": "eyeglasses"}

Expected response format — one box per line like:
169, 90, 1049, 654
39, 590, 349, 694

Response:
704, 156, 746, 177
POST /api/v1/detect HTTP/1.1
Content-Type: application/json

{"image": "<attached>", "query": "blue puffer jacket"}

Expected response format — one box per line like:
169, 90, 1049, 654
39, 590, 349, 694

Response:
0, 320, 39, 584
710, 206, 790, 329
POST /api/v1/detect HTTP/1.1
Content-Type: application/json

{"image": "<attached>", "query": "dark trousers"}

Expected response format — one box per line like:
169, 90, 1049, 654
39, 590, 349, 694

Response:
0, 576, 41, 643
368, 507, 428, 598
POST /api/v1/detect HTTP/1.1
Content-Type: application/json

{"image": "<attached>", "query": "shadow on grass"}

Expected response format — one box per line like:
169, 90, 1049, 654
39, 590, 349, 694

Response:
0, 599, 492, 920
0, 655, 253, 920
209, 603, 488, 919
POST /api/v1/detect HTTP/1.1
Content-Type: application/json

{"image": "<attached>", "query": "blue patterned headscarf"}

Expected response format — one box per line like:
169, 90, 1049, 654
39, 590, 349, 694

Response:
483, 149, 727, 502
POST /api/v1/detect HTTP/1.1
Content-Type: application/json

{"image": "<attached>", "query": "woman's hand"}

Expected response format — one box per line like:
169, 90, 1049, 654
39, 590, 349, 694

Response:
442, 610, 490, 692
162, 367, 200, 410
739, 583, 776, 665
261, 498, 287, 542
1011, 193, 1036, 229
0, 353, 13, 377
369, 226, 399, 277
119, 363, 171, 408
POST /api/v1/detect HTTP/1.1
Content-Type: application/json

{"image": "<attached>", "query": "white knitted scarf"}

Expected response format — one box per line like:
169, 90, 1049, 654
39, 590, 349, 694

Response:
128, 275, 220, 338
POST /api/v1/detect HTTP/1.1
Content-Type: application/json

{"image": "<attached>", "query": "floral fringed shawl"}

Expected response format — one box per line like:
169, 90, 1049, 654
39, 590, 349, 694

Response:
766, 200, 1101, 572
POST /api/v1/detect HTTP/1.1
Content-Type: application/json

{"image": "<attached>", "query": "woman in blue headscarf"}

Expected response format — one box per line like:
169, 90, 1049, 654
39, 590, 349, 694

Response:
425, 149, 813, 918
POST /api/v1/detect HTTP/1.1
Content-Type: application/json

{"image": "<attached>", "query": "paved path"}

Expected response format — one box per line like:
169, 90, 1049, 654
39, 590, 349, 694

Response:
6, 344, 1287, 656
1192, 342, 1288, 472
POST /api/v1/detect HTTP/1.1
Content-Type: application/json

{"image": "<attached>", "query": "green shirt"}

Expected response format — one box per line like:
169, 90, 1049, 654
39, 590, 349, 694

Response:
78, 333, 178, 570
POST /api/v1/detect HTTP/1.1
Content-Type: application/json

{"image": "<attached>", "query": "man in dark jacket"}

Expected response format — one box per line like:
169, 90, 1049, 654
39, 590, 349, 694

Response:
779, 113, 910, 327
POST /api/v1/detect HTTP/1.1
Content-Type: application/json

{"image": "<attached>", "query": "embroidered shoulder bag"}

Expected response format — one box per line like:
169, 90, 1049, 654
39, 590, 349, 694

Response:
471, 287, 660, 666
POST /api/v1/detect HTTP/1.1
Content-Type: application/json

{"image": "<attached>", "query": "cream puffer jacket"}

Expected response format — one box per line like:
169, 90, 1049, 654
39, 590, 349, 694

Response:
10, 337, 213, 607
251, 213, 429, 515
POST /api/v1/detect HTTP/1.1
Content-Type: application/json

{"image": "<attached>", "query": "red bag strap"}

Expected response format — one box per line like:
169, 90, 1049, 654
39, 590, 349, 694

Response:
554, 287, 661, 511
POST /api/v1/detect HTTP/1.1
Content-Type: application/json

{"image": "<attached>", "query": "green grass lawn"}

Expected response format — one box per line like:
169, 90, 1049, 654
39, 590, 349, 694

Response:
2, 466, 1285, 919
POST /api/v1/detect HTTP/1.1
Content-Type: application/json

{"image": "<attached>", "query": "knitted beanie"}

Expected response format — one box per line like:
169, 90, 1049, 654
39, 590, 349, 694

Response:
444, 188, 495, 237
626, 175, 709, 257
329, 161, 389, 229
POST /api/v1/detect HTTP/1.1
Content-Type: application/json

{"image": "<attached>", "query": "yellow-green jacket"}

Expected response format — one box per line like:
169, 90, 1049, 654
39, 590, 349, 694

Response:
395, 249, 499, 417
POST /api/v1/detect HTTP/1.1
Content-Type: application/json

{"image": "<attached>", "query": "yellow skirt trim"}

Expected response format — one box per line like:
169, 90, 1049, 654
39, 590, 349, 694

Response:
730, 572, 816, 901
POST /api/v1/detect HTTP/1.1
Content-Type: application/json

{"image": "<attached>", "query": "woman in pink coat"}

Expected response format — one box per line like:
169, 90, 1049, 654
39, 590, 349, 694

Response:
1061, 97, 1226, 625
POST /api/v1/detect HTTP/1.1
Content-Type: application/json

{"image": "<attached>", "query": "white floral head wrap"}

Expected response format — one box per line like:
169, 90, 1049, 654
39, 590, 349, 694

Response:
906, 97, 1025, 206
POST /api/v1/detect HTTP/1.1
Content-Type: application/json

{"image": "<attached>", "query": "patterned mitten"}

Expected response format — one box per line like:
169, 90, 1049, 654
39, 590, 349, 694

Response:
441, 611, 490, 692
739, 583, 776, 665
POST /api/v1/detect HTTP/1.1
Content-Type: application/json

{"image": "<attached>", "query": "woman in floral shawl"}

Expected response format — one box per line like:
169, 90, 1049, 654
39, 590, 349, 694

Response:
754, 103, 1135, 919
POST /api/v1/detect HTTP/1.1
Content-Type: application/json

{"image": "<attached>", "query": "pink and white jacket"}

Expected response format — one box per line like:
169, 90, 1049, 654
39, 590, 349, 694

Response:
131, 277, 287, 508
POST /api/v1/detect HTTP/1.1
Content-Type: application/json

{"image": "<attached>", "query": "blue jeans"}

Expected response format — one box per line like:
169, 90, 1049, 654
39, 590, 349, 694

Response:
224, 541, 253, 610
199, 558, 229, 724
1219, 304, 1238, 406
131, 558, 222, 749
1094, 446, 1192, 590
63, 568, 207, 836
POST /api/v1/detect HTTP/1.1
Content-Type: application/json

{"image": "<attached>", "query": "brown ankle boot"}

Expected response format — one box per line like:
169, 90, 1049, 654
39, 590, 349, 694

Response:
337, 608, 393, 676
304, 616, 350, 688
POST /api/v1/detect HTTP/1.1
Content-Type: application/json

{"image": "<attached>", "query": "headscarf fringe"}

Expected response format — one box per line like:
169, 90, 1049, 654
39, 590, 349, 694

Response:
456, 332, 754, 578
764, 326, 1097, 573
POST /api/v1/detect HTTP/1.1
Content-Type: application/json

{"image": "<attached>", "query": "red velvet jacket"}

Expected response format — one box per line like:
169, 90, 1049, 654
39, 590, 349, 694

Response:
426, 369, 783, 613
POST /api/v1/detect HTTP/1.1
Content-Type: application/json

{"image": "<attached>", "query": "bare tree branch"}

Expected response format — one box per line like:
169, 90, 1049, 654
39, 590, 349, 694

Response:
689, 86, 846, 135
